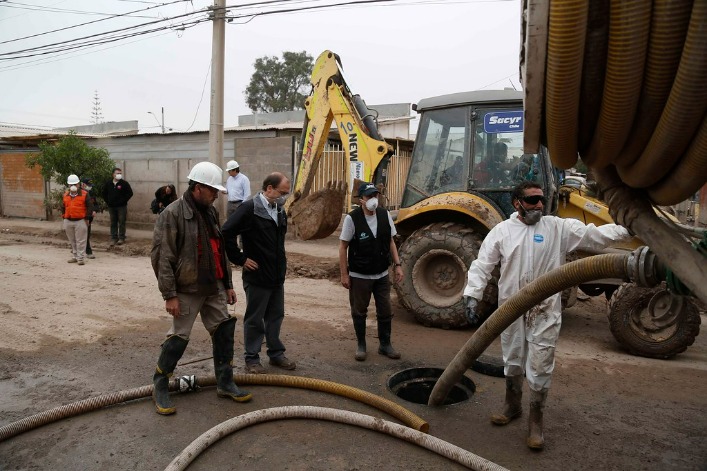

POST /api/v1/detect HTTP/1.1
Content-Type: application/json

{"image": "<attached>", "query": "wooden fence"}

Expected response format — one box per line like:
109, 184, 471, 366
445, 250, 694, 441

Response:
296, 141, 412, 212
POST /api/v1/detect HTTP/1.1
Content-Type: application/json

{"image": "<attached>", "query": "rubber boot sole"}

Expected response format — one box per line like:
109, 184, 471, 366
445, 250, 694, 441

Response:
217, 390, 253, 403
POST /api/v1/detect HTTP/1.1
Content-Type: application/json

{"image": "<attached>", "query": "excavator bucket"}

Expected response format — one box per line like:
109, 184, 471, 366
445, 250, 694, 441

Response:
288, 180, 347, 240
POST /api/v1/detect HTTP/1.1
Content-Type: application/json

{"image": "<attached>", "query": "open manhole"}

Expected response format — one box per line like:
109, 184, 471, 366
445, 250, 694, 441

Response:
388, 368, 475, 405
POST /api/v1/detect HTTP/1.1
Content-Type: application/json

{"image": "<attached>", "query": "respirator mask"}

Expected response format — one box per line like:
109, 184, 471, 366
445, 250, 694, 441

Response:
69, 185, 78, 193
365, 197, 379, 211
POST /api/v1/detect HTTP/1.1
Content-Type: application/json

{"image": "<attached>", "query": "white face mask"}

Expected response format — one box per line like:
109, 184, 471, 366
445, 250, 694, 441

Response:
365, 197, 379, 211
69, 185, 78, 193
115, 174, 123, 180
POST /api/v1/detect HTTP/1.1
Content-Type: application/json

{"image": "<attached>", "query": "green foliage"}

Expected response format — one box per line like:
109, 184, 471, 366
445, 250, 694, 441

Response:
26, 132, 114, 189
245, 51, 314, 113
25, 132, 115, 214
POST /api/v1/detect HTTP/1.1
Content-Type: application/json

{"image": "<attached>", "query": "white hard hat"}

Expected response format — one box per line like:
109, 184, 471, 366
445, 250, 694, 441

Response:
187, 162, 227, 192
67, 174, 80, 185
226, 160, 239, 171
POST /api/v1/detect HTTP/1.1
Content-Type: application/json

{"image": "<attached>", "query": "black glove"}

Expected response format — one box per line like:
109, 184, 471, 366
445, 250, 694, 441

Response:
465, 297, 480, 326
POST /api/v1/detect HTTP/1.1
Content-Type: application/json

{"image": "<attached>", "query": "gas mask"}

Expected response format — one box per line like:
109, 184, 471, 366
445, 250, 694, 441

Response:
365, 197, 379, 211
518, 205, 543, 225
69, 185, 78, 193
275, 195, 288, 207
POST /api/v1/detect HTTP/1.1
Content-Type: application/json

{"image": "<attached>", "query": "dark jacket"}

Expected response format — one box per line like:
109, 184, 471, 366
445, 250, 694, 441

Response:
222, 193, 287, 288
347, 206, 391, 275
154, 185, 177, 213
102, 179, 133, 208
151, 196, 233, 300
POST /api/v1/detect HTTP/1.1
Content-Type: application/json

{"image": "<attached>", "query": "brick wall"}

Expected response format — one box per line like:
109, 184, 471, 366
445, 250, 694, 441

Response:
0, 152, 46, 219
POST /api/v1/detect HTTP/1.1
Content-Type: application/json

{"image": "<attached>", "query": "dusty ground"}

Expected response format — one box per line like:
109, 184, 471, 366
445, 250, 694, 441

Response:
0, 216, 706, 470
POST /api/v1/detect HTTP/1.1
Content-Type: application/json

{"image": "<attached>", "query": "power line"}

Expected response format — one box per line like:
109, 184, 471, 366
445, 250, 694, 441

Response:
0, 0, 193, 46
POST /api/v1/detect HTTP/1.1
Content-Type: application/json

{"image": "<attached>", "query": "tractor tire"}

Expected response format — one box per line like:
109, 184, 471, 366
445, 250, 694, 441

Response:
608, 283, 701, 359
395, 222, 498, 329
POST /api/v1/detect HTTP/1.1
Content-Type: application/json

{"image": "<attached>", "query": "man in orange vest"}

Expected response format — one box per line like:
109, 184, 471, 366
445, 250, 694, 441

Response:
62, 174, 93, 265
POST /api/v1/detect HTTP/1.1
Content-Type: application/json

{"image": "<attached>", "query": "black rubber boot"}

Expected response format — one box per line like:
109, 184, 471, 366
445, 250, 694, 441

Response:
527, 389, 548, 450
213, 317, 252, 403
352, 316, 367, 361
153, 335, 189, 415
377, 320, 401, 359
490, 375, 523, 425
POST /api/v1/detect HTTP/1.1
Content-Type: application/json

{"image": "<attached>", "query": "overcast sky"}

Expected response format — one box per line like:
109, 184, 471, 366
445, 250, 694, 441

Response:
0, 0, 521, 133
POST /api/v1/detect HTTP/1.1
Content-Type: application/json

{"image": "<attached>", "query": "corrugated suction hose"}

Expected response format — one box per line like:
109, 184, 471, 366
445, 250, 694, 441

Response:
525, 0, 707, 205
429, 253, 628, 406
0, 374, 428, 443
164, 406, 508, 471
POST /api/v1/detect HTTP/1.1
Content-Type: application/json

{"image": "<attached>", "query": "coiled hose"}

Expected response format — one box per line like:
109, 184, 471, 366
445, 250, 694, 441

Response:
524, 0, 707, 205
429, 253, 628, 406
164, 406, 508, 471
0, 374, 427, 443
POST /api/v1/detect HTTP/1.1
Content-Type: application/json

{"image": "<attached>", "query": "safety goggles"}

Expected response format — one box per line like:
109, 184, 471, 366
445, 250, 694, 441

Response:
520, 195, 547, 205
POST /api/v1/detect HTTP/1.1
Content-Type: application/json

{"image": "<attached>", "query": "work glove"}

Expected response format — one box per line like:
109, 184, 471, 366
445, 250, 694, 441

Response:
465, 297, 480, 326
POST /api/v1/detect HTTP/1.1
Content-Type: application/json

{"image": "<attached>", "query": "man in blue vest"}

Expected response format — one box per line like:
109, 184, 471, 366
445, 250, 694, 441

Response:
339, 182, 404, 361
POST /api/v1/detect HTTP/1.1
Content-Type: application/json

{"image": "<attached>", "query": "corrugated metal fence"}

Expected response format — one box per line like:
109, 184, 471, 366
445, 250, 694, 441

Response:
296, 141, 412, 211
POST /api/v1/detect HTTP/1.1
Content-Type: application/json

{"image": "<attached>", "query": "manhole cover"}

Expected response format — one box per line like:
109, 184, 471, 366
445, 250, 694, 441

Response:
388, 367, 475, 405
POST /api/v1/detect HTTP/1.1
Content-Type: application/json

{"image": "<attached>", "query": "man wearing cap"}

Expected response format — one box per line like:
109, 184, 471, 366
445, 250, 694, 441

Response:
225, 160, 251, 218
339, 182, 403, 361
150, 161, 252, 415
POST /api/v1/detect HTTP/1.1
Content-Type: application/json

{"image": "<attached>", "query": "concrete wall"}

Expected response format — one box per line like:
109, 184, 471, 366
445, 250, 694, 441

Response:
0, 152, 46, 219
86, 131, 296, 228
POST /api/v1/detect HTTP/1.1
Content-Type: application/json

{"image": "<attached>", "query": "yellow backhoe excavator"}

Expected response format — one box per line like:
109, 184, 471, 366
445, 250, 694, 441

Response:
288, 49, 703, 359
284, 50, 393, 240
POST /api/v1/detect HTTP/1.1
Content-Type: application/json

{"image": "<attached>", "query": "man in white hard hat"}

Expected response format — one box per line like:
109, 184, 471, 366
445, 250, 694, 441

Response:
150, 161, 252, 415
225, 160, 251, 218
61, 174, 93, 265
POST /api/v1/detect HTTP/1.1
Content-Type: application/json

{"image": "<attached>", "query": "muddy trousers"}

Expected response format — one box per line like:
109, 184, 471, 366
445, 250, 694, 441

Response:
63, 219, 88, 261
349, 275, 399, 358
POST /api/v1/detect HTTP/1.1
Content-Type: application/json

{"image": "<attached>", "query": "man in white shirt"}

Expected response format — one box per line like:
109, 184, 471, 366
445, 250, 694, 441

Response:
339, 182, 404, 362
225, 160, 251, 218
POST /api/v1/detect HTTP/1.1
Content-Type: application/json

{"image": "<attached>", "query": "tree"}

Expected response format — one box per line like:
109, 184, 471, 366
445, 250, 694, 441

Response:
245, 51, 314, 113
26, 132, 115, 212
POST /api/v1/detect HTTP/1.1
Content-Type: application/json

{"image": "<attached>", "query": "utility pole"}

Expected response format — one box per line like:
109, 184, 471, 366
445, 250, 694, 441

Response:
161, 106, 165, 134
208, 0, 226, 168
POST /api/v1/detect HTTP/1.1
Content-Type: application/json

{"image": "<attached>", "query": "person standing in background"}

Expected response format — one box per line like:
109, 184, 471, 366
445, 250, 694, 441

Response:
62, 174, 93, 266
225, 160, 251, 218
102, 167, 133, 246
81, 178, 98, 259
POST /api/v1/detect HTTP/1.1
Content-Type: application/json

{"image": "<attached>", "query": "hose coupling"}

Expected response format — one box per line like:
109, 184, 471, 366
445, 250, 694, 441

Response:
177, 375, 199, 393
626, 246, 663, 288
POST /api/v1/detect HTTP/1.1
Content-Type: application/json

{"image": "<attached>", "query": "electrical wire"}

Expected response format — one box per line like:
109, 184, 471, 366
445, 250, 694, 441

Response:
0, 0, 192, 45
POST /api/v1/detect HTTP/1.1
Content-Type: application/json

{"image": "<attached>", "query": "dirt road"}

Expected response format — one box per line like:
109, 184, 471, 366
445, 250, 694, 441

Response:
0, 218, 706, 470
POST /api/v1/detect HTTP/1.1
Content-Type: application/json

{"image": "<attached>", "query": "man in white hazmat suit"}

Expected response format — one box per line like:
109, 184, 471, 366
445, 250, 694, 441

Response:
463, 181, 632, 450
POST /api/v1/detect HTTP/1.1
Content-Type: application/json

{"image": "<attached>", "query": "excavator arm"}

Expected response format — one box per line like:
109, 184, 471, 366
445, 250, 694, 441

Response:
285, 50, 394, 240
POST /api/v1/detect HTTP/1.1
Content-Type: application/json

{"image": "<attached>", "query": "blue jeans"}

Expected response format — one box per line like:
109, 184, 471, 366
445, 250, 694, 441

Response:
108, 205, 128, 241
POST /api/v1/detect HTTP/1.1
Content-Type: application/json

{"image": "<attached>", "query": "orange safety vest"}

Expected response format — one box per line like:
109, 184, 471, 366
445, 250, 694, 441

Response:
63, 190, 88, 220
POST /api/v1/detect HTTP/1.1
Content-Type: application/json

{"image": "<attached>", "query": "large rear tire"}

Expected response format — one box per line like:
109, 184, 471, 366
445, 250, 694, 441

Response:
395, 222, 497, 328
608, 283, 701, 359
